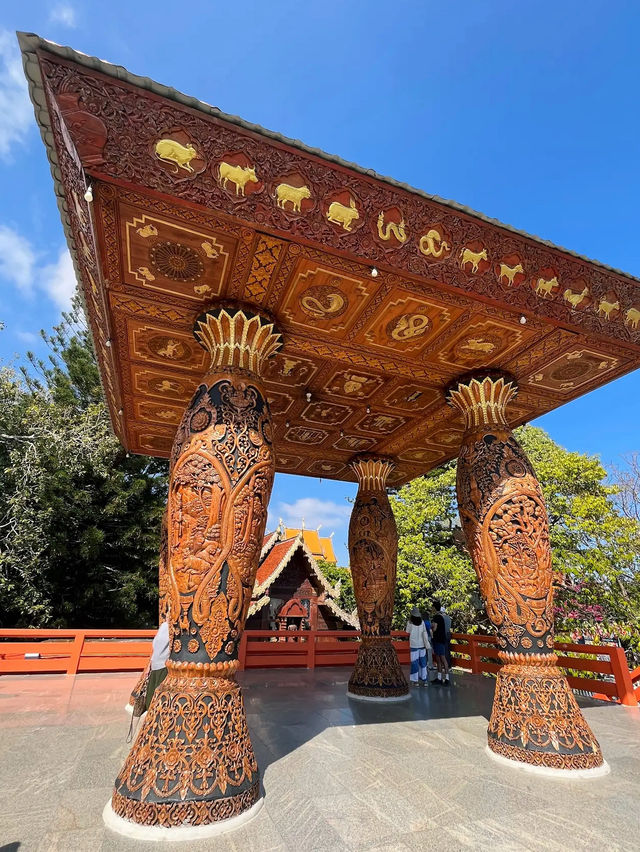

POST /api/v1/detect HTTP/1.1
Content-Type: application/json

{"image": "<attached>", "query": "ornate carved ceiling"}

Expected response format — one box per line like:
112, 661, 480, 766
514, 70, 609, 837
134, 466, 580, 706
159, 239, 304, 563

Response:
20, 36, 640, 485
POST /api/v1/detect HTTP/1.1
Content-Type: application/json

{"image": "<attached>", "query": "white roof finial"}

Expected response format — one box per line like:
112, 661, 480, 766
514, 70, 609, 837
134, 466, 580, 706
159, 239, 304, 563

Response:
301, 516, 305, 531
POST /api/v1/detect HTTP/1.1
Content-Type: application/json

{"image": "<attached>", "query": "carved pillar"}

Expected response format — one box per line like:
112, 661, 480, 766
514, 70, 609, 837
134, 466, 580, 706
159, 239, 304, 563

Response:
108, 305, 282, 836
447, 372, 605, 773
158, 507, 169, 623
347, 456, 409, 700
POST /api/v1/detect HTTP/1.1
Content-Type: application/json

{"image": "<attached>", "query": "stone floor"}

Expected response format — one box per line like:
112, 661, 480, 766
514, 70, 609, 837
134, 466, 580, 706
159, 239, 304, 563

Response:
0, 667, 639, 851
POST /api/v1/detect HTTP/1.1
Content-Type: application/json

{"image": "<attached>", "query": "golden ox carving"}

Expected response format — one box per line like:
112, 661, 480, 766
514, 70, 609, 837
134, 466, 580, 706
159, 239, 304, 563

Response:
218, 162, 259, 196
275, 183, 312, 212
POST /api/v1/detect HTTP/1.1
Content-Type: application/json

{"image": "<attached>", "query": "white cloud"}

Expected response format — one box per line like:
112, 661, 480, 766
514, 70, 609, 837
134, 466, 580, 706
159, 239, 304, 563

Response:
16, 330, 37, 343
276, 497, 351, 532
40, 247, 76, 309
0, 224, 36, 292
0, 225, 77, 310
49, 3, 77, 27
0, 30, 34, 159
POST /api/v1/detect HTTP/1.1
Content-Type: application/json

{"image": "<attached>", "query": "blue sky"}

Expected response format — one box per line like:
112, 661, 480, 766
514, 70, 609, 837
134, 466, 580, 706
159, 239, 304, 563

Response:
1, 1, 639, 565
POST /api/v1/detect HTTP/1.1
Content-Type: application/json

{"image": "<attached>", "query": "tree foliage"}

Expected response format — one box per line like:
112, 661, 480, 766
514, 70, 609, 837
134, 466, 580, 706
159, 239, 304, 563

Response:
389, 426, 640, 652
0, 297, 168, 628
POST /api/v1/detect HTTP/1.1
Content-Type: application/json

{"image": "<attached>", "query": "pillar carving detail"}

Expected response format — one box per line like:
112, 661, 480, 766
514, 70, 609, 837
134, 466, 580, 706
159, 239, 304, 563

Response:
448, 372, 603, 771
348, 456, 408, 699
111, 304, 282, 829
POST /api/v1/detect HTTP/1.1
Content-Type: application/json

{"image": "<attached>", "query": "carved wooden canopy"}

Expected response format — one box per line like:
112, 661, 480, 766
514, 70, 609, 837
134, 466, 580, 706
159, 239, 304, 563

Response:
20, 33, 640, 485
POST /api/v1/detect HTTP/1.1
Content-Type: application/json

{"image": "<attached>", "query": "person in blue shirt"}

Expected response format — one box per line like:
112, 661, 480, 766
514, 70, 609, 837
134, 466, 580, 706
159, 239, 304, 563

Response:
423, 615, 433, 672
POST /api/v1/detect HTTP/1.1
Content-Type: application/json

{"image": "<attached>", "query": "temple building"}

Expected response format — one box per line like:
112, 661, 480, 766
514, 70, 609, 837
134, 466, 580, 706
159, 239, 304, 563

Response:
19, 30, 632, 839
247, 525, 356, 630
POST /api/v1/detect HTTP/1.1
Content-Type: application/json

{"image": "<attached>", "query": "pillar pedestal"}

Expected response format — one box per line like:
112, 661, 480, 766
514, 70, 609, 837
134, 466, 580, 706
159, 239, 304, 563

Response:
106, 304, 282, 835
347, 456, 409, 700
447, 372, 604, 773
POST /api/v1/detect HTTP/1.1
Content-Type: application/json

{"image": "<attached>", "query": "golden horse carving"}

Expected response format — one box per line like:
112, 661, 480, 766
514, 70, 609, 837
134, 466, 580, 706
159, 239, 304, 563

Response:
460, 247, 488, 273
498, 262, 524, 286
154, 139, 199, 173
377, 211, 407, 243
563, 286, 589, 308
419, 229, 450, 258
625, 307, 640, 329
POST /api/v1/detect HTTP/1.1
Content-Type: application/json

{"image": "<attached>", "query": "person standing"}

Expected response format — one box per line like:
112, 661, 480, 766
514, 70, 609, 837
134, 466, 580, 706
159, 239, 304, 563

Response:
431, 600, 450, 686
406, 607, 430, 686
423, 613, 434, 672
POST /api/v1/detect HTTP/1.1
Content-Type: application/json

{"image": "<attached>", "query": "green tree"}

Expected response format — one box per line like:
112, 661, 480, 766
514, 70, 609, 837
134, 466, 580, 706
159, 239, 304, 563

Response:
0, 297, 168, 628
317, 559, 357, 615
389, 425, 640, 641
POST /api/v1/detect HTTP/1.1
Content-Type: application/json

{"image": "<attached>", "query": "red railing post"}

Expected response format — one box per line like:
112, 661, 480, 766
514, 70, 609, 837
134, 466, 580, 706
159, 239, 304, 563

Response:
238, 631, 248, 672
468, 635, 479, 674
66, 631, 85, 675
608, 645, 638, 707
307, 631, 316, 669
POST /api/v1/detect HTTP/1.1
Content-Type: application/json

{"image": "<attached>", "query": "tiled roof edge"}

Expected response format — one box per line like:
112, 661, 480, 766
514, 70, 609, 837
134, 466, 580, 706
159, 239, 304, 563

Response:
17, 31, 640, 284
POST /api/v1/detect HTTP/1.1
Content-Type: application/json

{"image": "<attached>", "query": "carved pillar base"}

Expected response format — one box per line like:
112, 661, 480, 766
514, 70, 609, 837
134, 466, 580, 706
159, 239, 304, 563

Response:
488, 658, 603, 771
348, 456, 408, 701
348, 636, 409, 700
113, 664, 259, 829
448, 373, 604, 773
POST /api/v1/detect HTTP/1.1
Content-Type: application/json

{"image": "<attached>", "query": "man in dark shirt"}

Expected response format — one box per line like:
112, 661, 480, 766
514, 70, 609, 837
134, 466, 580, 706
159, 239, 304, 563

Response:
431, 600, 450, 686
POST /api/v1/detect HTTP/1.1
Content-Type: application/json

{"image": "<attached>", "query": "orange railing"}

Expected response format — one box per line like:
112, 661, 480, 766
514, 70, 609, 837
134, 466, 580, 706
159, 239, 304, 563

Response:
0, 628, 637, 706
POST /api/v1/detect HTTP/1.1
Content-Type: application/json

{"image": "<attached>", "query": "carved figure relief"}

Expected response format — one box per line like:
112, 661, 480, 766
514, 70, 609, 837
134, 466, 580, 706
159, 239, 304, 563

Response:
377, 209, 407, 244
326, 195, 359, 231
299, 286, 348, 319
347, 456, 408, 698
113, 305, 282, 828
497, 261, 525, 287
137, 223, 158, 238
448, 373, 603, 771
625, 307, 640, 329
275, 182, 312, 212
535, 276, 559, 298
419, 228, 451, 260
460, 246, 489, 274
387, 313, 431, 341
155, 138, 200, 173
563, 285, 589, 308
218, 161, 259, 196
597, 297, 620, 320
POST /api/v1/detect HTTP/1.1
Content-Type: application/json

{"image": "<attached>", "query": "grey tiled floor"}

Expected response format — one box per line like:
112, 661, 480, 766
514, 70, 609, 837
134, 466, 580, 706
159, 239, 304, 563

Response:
1, 667, 638, 851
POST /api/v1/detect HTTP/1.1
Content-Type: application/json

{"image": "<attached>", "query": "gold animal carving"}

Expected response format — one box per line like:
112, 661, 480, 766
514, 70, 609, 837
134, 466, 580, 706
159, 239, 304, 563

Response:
625, 307, 640, 329
597, 298, 619, 319
461, 337, 496, 354
137, 224, 158, 238
460, 247, 488, 273
563, 286, 589, 308
137, 266, 156, 281
194, 284, 213, 296
156, 339, 181, 358
301, 292, 345, 317
390, 314, 430, 341
275, 183, 312, 212
419, 229, 450, 258
156, 409, 177, 421
535, 276, 559, 297
201, 241, 219, 258
343, 374, 369, 394
157, 380, 180, 393
327, 197, 359, 231
218, 162, 258, 196
377, 211, 407, 243
499, 262, 524, 286
154, 139, 199, 173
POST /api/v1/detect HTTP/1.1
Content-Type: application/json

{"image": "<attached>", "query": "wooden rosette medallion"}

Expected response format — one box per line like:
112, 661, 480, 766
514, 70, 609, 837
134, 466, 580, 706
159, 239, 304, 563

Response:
447, 372, 604, 772
347, 456, 409, 700
110, 304, 282, 833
